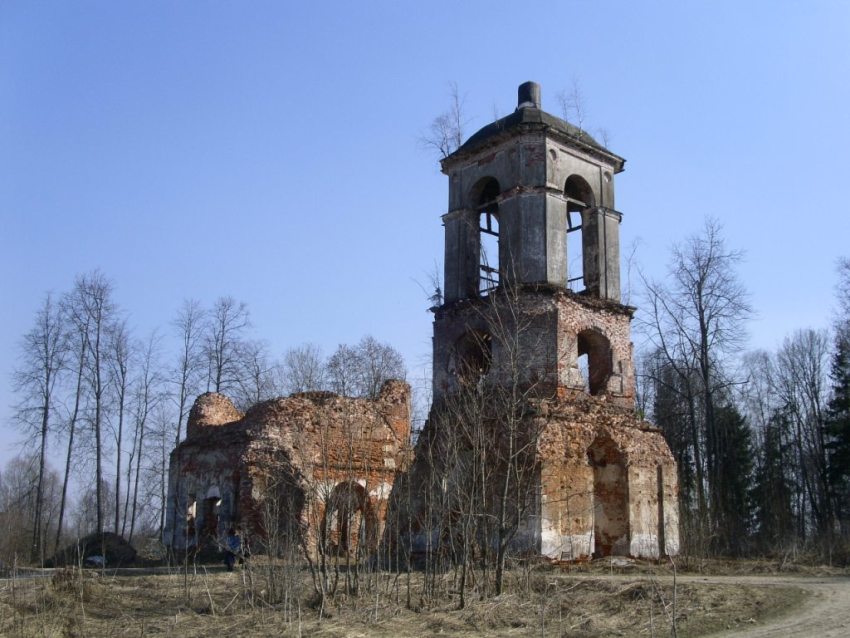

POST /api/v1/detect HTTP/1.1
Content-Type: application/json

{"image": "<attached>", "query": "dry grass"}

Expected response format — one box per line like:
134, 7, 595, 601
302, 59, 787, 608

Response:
0, 560, 808, 637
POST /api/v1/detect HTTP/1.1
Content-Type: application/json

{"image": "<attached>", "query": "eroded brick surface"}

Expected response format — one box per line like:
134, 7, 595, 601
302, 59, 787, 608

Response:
401, 286, 680, 561
533, 396, 680, 559
164, 380, 411, 555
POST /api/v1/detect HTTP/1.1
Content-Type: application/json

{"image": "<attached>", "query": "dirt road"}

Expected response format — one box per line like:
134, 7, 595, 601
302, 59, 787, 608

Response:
679, 574, 850, 637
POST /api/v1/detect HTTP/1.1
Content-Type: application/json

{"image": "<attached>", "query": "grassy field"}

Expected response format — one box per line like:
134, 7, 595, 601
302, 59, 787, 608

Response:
0, 559, 821, 637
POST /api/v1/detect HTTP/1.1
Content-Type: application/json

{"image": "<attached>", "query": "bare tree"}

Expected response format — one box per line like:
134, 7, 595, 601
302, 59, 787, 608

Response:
108, 318, 132, 535
0, 456, 61, 565
12, 293, 66, 562
126, 331, 164, 543
327, 343, 359, 397
640, 218, 751, 552
65, 271, 118, 535
147, 403, 175, 537
354, 335, 406, 398
234, 338, 281, 409
421, 81, 466, 159
327, 336, 406, 398
557, 76, 587, 135
281, 342, 326, 395
403, 279, 547, 603
203, 296, 250, 395
171, 299, 205, 447
775, 329, 834, 537
55, 287, 92, 553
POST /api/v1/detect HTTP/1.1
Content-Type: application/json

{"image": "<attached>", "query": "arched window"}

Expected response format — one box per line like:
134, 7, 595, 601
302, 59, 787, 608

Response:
564, 175, 595, 292
576, 328, 612, 396
448, 330, 492, 387
471, 178, 501, 295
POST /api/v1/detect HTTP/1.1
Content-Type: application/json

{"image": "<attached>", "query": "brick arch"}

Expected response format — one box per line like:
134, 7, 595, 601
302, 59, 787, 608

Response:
321, 481, 377, 555
448, 330, 492, 386
574, 326, 613, 396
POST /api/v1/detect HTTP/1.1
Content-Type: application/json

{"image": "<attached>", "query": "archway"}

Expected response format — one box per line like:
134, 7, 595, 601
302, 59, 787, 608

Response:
564, 175, 595, 291
201, 497, 221, 546
470, 177, 501, 294
448, 330, 492, 387
576, 329, 612, 396
322, 481, 375, 555
587, 435, 628, 556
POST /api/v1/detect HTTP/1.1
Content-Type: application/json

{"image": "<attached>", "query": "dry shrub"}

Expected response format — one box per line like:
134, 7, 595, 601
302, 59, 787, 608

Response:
50, 566, 108, 603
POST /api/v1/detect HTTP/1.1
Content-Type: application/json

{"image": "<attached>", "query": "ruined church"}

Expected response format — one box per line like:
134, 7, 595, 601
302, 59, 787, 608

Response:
164, 81, 679, 561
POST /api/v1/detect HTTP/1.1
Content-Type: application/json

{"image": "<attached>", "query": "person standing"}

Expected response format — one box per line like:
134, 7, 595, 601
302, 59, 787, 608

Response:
223, 528, 241, 572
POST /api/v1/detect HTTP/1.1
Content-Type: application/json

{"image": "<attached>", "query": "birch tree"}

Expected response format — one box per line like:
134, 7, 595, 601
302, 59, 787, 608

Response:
12, 293, 66, 562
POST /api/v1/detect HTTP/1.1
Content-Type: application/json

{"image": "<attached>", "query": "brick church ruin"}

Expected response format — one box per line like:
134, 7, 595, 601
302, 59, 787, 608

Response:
164, 382, 412, 555
165, 81, 679, 561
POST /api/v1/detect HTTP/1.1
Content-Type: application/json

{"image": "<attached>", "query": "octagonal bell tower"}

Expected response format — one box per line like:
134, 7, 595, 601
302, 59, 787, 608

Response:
433, 82, 635, 407
405, 82, 679, 561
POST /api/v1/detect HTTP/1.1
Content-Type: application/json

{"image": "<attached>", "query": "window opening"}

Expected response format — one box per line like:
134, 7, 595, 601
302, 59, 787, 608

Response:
567, 209, 584, 291
449, 331, 492, 388
577, 352, 590, 393
565, 175, 595, 292
577, 329, 612, 396
480, 211, 499, 294
473, 178, 501, 295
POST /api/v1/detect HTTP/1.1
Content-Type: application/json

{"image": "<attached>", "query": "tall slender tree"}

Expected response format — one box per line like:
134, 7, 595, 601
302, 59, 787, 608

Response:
641, 218, 751, 553
203, 296, 250, 395
171, 299, 205, 447
108, 318, 132, 535
66, 271, 118, 535
127, 331, 163, 543
12, 293, 66, 562
55, 288, 92, 553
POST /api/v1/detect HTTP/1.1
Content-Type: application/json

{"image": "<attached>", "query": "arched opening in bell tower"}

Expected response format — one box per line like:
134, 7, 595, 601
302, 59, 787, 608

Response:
564, 175, 595, 292
576, 328, 612, 396
471, 177, 501, 295
449, 330, 492, 387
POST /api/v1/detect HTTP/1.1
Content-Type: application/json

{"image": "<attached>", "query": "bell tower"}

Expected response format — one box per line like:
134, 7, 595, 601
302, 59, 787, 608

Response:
441, 81, 625, 303
433, 82, 636, 406
405, 82, 680, 562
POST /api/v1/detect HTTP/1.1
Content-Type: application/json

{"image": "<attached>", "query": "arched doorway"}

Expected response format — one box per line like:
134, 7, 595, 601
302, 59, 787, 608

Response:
322, 481, 375, 555
587, 435, 628, 556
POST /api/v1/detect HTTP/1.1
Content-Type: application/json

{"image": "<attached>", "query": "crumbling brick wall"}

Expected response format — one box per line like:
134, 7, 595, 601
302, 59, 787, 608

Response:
402, 285, 678, 562
432, 287, 636, 407
164, 380, 411, 556
533, 396, 679, 559
393, 392, 678, 562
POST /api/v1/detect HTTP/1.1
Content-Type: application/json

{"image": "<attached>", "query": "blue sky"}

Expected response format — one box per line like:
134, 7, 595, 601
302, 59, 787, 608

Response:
2, 1, 849, 469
